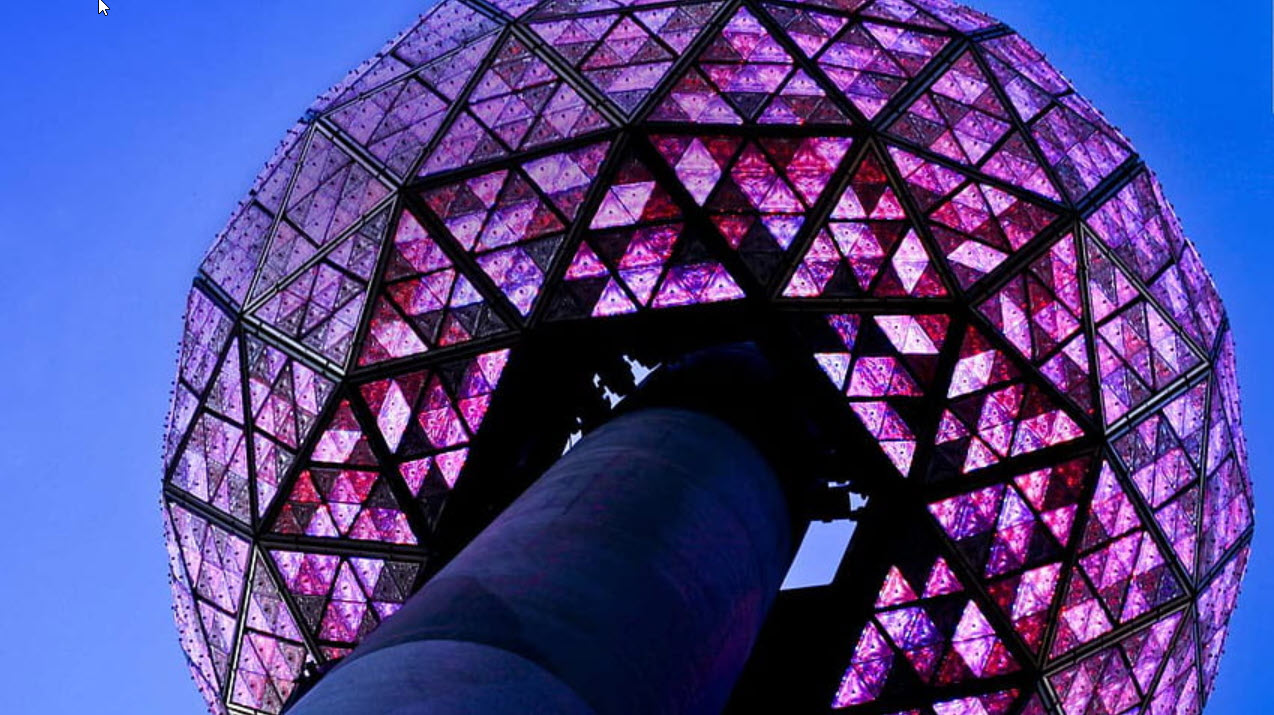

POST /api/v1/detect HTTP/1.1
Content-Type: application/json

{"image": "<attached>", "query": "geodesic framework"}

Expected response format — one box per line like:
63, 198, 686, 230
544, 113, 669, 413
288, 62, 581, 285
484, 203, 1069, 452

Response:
161, 0, 1253, 713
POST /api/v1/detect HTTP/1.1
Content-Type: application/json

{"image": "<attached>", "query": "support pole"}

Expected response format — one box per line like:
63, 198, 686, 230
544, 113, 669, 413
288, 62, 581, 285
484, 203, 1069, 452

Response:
285, 407, 793, 715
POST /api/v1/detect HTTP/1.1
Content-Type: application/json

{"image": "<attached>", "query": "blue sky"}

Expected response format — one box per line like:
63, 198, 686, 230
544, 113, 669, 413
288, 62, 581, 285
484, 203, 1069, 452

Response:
0, 1, 1267, 713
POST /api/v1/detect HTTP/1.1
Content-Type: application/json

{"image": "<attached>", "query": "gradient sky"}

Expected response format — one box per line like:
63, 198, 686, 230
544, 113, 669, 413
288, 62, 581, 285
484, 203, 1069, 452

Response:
0, 2, 1268, 713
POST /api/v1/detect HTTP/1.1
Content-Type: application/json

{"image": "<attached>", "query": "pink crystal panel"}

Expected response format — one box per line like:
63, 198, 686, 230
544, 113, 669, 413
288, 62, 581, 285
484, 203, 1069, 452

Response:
835, 555, 1019, 708
814, 20, 950, 120
531, 3, 723, 115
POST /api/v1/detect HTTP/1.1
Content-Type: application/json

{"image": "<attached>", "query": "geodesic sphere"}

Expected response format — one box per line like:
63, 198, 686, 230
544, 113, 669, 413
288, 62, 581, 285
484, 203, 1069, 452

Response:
162, 1, 1252, 713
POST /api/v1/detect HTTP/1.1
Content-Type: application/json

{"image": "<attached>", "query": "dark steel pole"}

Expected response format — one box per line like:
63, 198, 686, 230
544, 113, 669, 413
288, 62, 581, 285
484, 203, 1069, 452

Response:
285, 406, 793, 715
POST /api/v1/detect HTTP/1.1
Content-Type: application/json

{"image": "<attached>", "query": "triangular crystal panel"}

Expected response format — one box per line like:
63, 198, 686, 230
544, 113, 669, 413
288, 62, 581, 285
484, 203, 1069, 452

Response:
932, 326, 1084, 479
1201, 366, 1253, 573
788, 150, 949, 298
813, 311, 950, 476
255, 133, 390, 300
422, 160, 588, 316
834, 554, 1019, 708
254, 207, 391, 365
1033, 99, 1132, 202
888, 52, 1013, 167
531, 3, 723, 115
327, 35, 499, 178
656, 133, 852, 283
319, 0, 501, 109
1114, 382, 1208, 575
1053, 463, 1186, 657
1198, 547, 1249, 696
889, 145, 1058, 291
359, 211, 510, 366
550, 154, 744, 317
268, 550, 421, 657
1145, 617, 1200, 715
814, 21, 950, 119
1087, 237, 1203, 425
930, 457, 1086, 654
422, 37, 612, 175
361, 349, 511, 527
652, 6, 851, 125
230, 553, 316, 712
978, 232, 1092, 412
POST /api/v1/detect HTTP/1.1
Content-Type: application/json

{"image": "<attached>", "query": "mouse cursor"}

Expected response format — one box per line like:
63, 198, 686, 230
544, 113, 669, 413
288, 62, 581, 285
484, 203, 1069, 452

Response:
99, 0, 109, 14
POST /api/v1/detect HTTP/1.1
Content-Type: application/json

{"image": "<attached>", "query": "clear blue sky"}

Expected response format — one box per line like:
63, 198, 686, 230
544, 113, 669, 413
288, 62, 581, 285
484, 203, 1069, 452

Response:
0, 2, 1267, 713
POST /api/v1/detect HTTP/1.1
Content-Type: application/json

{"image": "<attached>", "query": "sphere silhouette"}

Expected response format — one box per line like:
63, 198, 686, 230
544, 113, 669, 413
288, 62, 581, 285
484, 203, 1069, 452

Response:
162, 1, 1252, 713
